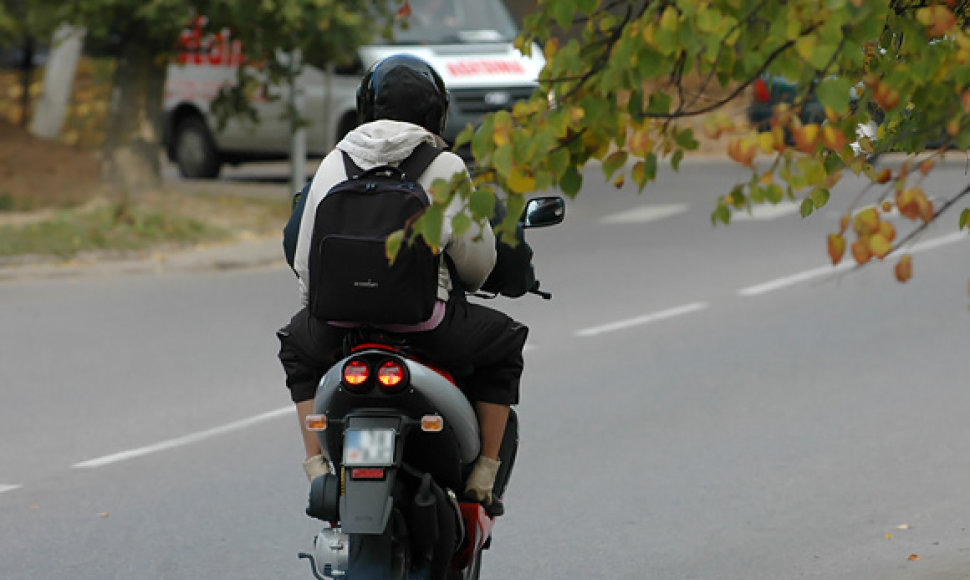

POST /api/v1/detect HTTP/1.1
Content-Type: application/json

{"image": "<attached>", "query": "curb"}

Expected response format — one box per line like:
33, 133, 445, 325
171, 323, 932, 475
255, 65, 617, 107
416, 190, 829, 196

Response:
0, 235, 286, 283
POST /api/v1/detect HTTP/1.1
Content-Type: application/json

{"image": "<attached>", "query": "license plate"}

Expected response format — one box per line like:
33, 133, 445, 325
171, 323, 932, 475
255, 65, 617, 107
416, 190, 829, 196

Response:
343, 429, 395, 466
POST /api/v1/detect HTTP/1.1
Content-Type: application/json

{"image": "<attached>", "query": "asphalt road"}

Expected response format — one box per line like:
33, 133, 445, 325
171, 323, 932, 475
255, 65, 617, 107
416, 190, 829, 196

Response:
2, 160, 969, 579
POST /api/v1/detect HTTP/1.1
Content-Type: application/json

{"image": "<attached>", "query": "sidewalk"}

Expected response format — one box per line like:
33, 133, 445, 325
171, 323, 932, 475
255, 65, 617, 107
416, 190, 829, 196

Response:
0, 233, 287, 283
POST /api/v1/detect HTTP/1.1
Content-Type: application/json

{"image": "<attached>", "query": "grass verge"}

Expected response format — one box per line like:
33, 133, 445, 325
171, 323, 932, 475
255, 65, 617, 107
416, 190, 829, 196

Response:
0, 201, 229, 260
0, 190, 293, 263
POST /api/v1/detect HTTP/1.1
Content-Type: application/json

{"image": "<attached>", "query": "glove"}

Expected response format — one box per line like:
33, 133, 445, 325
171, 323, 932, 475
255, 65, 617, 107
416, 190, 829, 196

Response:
303, 454, 331, 482
464, 456, 501, 504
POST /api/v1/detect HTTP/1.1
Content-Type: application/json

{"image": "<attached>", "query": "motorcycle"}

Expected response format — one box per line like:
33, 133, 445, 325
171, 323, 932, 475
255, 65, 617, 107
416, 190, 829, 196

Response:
298, 195, 565, 580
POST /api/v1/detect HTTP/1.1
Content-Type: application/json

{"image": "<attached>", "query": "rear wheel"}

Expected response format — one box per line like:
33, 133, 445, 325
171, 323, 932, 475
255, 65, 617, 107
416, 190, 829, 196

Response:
172, 116, 221, 179
447, 547, 482, 580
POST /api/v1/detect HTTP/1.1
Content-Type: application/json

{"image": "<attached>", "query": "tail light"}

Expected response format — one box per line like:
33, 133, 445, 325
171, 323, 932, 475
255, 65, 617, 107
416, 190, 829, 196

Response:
343, 359, 370, 388
753, 77, 771, 103
377, 360, 406, 391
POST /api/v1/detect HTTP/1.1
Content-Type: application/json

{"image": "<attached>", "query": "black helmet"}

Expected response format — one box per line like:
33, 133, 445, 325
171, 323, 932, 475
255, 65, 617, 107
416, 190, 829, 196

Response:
356, 54, 449, 135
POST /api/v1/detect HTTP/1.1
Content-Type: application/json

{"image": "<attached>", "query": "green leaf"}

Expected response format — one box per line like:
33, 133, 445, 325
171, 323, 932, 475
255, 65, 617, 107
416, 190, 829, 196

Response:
560, 165, 583, 197
493, 144, 514, 177
800, 198, 815, 218
643, 153, 658, 181
416, 205, 443, 251
547, 147, 570, 179
469, 188, 495, 219
551, 0, 575, 29
960, 208, 970, 230
670, 150, 684, 171
454, 124, 475, 149
385, 229, 404, 263
602, 151, 628, 178
646, 91, 672, 115
451, 212, 472, 238
712, 202, 731, 226
816, 77, 852, 115
810, 187, 830, 209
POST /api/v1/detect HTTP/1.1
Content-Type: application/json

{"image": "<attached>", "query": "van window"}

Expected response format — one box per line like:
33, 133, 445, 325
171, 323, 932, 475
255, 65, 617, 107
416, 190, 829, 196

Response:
384, 0, 518, 44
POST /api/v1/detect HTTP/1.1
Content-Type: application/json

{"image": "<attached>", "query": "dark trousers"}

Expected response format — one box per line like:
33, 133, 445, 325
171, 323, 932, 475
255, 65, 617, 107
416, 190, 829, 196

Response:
277, 299, 528, 405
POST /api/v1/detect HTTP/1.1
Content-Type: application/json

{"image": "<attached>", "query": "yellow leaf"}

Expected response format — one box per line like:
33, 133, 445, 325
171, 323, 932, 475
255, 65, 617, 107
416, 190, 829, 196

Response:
795, 36, 817, 61
506, 167, 536, 194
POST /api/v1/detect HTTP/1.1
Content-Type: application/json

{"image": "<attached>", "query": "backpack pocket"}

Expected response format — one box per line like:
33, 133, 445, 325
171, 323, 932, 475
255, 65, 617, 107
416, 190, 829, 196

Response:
310, 234, 438, 324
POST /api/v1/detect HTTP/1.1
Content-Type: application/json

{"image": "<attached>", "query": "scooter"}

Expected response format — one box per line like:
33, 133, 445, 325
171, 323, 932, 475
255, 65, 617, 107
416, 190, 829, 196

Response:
298, 195, 565, 580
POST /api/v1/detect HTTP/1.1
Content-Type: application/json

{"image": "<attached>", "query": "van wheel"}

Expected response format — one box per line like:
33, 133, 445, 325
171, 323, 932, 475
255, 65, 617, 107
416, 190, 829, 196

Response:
173, 117, 221, 179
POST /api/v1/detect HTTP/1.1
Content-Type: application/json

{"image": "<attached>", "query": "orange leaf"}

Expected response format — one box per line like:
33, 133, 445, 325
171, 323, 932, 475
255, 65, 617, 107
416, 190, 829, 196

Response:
792, 123, 821, 153
875, 168, 892, 184
822, 125, 847, 151
852, 239, 873, 264
396, 0, 412, 18
919, 159, 935, 175
895, 255, 913, 282
908, 553, 921, 561
878, 220, 896, 242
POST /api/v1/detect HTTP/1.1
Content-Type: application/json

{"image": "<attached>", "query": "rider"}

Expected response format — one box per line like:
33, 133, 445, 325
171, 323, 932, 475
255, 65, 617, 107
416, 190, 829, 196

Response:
277, 54, 529, 509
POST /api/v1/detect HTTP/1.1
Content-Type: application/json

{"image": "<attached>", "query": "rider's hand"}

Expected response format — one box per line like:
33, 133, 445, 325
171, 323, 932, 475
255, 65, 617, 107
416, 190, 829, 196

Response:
303, 454, 331, 482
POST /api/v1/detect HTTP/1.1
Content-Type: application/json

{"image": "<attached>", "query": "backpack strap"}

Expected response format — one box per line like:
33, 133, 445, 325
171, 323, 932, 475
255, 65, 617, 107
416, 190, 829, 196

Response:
341, 151, 364, 179
340, 141, 442, 182
398, 142, 443, 182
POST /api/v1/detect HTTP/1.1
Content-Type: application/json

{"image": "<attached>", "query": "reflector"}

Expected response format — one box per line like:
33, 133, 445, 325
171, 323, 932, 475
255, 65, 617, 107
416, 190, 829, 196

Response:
351, 468, 385, 480
421, 415, 444, 432
305, 414, 327, 431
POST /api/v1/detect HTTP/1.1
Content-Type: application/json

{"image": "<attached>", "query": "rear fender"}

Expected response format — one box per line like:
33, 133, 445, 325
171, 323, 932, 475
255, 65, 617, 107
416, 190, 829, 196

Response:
339, 415, 404, 534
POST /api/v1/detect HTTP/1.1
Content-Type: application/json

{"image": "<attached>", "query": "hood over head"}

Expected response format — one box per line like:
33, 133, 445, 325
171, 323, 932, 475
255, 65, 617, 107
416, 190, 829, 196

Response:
337, 120, 438, 170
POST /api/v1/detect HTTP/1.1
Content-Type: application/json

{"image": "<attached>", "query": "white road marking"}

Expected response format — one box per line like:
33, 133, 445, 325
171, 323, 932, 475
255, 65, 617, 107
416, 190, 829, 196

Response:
0, 484, 22, 494
730, 201, 800, 221
575, 302, 709, 337
73, 406, 293, 469
738, 231, 969, 297
599, 203, 688, 225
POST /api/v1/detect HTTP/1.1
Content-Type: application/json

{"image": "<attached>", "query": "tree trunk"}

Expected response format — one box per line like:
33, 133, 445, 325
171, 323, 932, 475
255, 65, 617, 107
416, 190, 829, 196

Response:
101, 32, 166, 195
31, 25, 86, 140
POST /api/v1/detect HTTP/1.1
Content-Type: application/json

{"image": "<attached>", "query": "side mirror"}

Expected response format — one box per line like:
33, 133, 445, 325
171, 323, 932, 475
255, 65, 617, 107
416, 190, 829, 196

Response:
521, 196, 565, 228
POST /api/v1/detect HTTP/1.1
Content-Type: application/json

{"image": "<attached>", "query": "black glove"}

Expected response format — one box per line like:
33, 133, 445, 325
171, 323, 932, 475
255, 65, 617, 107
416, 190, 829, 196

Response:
480, 201, 537, 298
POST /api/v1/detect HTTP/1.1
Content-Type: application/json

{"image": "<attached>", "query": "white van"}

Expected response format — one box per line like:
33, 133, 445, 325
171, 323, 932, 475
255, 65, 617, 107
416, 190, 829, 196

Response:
161, 0, 545, 179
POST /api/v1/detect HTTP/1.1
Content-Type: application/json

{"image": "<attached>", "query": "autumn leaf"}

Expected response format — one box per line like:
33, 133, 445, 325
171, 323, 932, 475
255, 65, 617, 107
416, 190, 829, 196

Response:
851, 239, 873, 264
793, 123, 821, 154
396, 0, 411, 18
827, 233, 846, 265
853, 207, 880, 235
908, 553, 921, 561
868, 232, 892, 259
895, 254, 913, 282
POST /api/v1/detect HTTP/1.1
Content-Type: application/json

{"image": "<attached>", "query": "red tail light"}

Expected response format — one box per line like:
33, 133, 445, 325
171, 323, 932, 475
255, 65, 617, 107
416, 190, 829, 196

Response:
343, 359, 370, 386
377, 361, 406, 389
753, 77, 771, 103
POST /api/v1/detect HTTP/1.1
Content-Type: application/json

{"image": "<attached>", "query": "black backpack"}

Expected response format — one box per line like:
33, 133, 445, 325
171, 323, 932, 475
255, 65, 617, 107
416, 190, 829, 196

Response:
307, 143, 442, 324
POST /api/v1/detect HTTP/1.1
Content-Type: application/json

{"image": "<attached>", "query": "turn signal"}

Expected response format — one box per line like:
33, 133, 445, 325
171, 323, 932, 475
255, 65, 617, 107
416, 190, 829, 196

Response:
377, 361, 405, 388
421, 415, 444, 432
305, 414, 327, 432
343, 359, 370, 386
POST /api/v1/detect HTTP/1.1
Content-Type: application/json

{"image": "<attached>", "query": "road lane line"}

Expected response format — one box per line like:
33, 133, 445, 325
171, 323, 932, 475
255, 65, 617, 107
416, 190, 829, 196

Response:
73, 406, 293, 469
0, 484, 22, 494
574, 302, 709, 337
598, 203, 688, 225
738, 231, 969, 297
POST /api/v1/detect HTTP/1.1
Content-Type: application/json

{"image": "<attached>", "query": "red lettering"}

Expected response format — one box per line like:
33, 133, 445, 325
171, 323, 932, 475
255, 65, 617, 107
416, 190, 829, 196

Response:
446, 59, 526, 77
